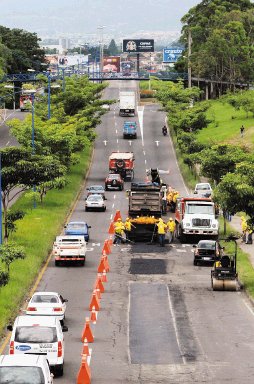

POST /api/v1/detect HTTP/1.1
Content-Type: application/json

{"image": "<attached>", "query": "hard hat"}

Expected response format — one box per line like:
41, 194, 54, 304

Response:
159, 218, 163, 222
117, 218, 121, 221
126, 217, 129, 220
169, 218, 173, 221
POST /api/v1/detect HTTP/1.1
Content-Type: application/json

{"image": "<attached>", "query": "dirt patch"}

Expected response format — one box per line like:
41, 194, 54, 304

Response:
129, 259, 168, 274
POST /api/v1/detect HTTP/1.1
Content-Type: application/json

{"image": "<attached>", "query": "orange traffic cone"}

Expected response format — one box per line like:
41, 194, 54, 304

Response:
96, 288, 101, 300
96, 274, 105, 293
113, 210, 122, 222
89, 291, 100, 311
81, 318, 94, 343
102, 254, 110, 272
108, 221, 115, 235
102, 269, 108, 283
97, 256, 107, 273
90, 306, 97, 324
82, 338, 90, 356
108, 235, 113, 246
77, 354, 91, 384
102, 240, 111, 255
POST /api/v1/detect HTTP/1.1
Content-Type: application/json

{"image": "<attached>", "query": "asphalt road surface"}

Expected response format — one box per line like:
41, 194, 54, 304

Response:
5, 82, 254, 383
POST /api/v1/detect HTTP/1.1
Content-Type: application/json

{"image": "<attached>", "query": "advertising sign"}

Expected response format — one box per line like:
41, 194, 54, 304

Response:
123, 39, 154, 53
58, 55, 89, 66
103, 56, 120, 72
163, 48, 183, 63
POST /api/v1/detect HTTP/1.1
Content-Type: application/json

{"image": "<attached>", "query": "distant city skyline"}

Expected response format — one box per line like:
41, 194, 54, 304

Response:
0, 0, 200, 41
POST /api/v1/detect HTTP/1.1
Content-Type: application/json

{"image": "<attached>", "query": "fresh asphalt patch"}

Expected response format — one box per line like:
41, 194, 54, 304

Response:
129, 258, 167, 274
129, 283, 183, 365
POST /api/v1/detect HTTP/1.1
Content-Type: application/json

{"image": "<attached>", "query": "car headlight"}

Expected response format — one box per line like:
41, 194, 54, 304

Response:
185, 223, 190, 227
212, 224, 217, 228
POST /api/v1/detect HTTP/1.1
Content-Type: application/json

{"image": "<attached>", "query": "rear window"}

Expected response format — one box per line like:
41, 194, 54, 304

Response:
31, 295, 59, 304
87, 195, 102, 201
198, 241, 216, 249
0, 366, 45, 384
196, 184, 210, 190
15, 326, 57, 343
67, 223, 86, 230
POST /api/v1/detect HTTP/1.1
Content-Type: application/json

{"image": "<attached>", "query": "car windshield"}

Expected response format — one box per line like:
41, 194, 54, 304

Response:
0, 366, 45, 384
89, 186, 104, 192
67, 223, 86, 230
198, 241, 216, 249
15, 326, 57, 343
31, 295, 59, 304
196, 184, 211, 190
87, 195, 103, 201
186, 204, 214, 215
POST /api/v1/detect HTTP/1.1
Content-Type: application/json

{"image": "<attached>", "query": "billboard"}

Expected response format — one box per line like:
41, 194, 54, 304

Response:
45, 55, 89, 66
163, 48, 183, 63
123, 39, 154, 53
103, 56, 120, 72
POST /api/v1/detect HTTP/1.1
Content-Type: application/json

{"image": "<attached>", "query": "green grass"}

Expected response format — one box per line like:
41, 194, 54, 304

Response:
197, 100, 254, 149
0, 146, 92, 332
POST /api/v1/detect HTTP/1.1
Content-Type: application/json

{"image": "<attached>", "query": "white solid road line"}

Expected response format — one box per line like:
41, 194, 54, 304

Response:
167, 285, 186, 365
137, 106, 144, 147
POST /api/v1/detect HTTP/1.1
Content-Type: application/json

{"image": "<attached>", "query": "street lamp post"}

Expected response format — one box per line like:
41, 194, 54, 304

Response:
0, 151, 2, 245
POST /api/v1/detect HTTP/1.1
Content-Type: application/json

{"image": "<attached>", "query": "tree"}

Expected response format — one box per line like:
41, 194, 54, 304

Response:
107, 39, 119, 56
0, 26, 45, 73
195, 144, 248, 184
214, 161, 254, 226
1, 147, 66, 241
0, 243, 25, 273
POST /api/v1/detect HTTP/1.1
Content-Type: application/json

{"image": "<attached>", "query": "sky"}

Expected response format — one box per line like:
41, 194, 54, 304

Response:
0, 0, 200, 38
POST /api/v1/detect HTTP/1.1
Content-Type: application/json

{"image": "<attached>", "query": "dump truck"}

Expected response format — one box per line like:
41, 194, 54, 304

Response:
53, 235, 87, 266
127, 182, 162, 241
175, 197, 219, 242
119, 91, 136, 116
109, 151, 135, 181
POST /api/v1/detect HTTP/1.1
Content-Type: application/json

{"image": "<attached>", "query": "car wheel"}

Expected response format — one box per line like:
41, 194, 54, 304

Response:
80, 259, 85, 266
104, 206, 106, 211
55, 260, 60, 267
55, 364, 63, 377
105, 186, 108, 191
85, 207, 88, 212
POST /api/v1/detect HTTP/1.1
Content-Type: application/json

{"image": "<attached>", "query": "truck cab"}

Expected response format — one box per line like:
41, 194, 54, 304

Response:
175, 197, 219, 241
109, 152, 135, 181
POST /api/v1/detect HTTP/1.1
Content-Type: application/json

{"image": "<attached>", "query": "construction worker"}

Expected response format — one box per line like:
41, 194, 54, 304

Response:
124, 217, 135, 241
113, 218, 125, 245
161, 186, 167, 215
241, 216, 248, 243
246, 225, 253, 244
167, 218, 176, 243
156, 218, 167, 247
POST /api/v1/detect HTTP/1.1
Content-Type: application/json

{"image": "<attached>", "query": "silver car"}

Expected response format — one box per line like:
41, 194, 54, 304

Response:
194, 183, 212, 197
85, 194, 106, 211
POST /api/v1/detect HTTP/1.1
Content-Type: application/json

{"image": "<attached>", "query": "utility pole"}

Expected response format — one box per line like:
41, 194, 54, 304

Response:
98, 26, 105, 75
188, 29, 192, 88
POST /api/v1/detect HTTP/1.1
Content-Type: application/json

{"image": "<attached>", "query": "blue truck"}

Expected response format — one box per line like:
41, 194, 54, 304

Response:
123, 121, 137, 139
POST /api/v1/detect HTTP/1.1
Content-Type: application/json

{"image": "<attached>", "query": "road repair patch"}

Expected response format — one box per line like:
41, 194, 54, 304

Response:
129, 258, 168, 274
129, 283, 182, 364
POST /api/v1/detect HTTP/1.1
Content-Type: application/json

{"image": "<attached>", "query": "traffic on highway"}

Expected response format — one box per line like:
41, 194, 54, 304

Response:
1, 80, 254, 384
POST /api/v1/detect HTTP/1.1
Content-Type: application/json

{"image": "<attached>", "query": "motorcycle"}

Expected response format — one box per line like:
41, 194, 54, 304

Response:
162, 126, 168, 136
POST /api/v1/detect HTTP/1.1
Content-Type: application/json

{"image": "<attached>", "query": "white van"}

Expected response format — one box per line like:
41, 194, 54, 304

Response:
0, 354, 53, 383
7, 315, 68, 376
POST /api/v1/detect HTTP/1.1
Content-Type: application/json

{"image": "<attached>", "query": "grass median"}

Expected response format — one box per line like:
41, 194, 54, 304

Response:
0, 146, 92, 334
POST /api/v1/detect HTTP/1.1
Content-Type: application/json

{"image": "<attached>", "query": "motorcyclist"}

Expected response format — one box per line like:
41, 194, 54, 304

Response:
162, 125, 167, 136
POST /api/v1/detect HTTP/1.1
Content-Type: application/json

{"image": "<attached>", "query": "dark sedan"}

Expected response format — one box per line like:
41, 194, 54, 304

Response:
193, 240, 222, 266
105, 174, 124, 191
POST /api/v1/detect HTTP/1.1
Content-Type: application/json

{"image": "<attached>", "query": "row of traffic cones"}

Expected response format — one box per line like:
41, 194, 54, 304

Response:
77, 212, 121, 384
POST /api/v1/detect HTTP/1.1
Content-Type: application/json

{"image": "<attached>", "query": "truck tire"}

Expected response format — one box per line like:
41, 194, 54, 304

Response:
179, 227, 186, 243
55, 364, 63, 377
55, 260, 60, 267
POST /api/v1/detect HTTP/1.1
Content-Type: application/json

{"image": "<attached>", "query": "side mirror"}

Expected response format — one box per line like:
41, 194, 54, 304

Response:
63, 299, 68, 303
7, 325, 13, 331
193, 191, 197, 194
62, 325, 68, 332
88, 226, 91, 229
64, 225, 67, 228
193, 245, 197, 248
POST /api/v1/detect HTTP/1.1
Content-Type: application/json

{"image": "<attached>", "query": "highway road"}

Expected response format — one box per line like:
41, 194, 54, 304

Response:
4, 81, 254, 383
0, 109, 23, 148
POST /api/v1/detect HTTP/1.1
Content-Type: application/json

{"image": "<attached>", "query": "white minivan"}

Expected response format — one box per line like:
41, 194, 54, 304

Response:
0, 354, 53, 383
7, 315, 68, 376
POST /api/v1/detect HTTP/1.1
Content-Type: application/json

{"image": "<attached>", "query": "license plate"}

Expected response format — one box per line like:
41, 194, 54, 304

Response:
203, 257, 211, 261
39, 344, 53, 348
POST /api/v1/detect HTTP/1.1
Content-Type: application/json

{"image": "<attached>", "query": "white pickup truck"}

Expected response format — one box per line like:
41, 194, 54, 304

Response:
53, 235, 87, 266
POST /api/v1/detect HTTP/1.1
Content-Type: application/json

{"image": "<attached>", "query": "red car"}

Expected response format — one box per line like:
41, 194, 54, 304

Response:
105, 174, 124, 191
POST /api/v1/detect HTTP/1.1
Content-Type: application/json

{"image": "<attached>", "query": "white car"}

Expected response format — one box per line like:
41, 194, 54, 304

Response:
85, 194, 106, 211
0, 354, 53, 384
7, 316, 68, 376
26, 292, 67, 321
194, 183, 213, 197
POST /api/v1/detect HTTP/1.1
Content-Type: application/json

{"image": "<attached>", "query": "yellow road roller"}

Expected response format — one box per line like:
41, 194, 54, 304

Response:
211, 236, 238, 291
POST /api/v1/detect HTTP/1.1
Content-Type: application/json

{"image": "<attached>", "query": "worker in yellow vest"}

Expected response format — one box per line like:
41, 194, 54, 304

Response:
167, 218, 176, 243
156, 218, 167, 247
113, 218, 125, 245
